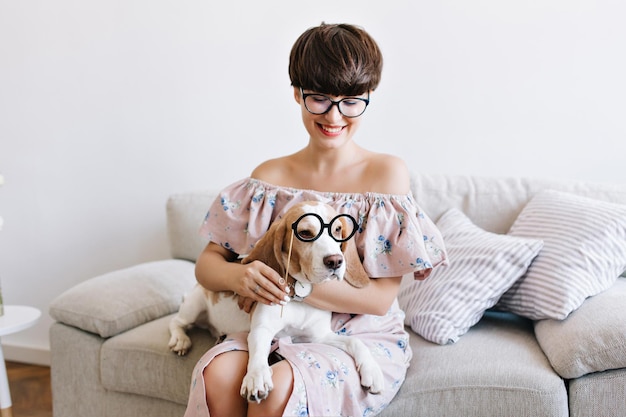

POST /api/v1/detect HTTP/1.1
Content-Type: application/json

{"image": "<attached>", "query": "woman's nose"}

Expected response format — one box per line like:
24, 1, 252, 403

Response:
324, 103, 343, 123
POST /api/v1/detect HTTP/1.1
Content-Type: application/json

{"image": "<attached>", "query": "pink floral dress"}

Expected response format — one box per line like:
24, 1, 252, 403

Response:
184, 178, 447, 417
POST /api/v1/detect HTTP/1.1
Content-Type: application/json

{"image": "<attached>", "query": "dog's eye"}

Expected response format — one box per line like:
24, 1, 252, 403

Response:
297, 229, 316, 240
332, 224, 343, 238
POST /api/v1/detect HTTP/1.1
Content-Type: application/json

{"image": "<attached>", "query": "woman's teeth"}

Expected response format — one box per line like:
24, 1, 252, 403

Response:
322, 125, 343, 133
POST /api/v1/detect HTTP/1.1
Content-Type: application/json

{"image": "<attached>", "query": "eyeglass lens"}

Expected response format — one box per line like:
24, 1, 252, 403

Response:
303, 94, 368, 118
292, 213, 358, 242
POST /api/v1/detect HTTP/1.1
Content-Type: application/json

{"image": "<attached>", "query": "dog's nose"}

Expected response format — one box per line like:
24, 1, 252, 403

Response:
324, 254, 343, 270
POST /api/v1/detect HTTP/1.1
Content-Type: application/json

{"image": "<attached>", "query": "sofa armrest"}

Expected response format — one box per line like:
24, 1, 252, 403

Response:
534, 277, 626, 379
50, 259, 196, 338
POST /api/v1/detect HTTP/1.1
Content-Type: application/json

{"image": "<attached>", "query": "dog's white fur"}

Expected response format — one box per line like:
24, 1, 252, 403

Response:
168, 201, 385, 402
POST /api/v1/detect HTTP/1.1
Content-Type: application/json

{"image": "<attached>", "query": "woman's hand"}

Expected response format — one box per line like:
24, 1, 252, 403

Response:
234, 260, 290, 312
195, 243, 290, 311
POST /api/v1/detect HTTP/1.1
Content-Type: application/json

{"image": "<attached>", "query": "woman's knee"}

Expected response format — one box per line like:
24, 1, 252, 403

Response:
204, 351, 248, 416
205, 350, 248, 380
247, 360, 294, 417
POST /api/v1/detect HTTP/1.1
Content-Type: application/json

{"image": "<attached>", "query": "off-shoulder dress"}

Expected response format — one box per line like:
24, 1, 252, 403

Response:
184, 178, 447, 417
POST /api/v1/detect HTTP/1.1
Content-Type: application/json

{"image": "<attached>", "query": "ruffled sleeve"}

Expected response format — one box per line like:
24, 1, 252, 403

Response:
355, 194, 447, 279
200, 178, 447, 279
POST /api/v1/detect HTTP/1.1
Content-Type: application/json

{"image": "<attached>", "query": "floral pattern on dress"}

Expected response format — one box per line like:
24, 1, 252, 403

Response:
199, 178, 447, 279
220, 196, 240, 212
297, 350, 321, 370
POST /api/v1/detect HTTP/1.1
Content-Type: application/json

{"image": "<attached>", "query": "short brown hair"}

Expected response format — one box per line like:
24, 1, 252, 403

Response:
289, 23, 383, 96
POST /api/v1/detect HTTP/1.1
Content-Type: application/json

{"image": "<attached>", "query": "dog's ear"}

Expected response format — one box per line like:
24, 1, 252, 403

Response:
341, 237, 370, 288
242, 219, 286, 276
339, 216, 370, 288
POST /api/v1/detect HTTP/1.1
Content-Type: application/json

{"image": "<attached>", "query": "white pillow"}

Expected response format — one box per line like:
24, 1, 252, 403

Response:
398, 208, 543, 345
498, 190, 626, 320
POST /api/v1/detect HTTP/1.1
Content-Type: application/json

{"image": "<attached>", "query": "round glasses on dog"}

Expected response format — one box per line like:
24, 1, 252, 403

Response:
301, 88, 370, 118
291, 213, 359, 242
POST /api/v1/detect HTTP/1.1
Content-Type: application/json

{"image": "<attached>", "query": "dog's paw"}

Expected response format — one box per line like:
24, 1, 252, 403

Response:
358, 360, 385, 394
240, 366, 274, 403
168, 334, 192, 356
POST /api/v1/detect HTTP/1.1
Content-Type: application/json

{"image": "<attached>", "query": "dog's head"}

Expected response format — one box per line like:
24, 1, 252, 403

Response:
242, 201, 369, 288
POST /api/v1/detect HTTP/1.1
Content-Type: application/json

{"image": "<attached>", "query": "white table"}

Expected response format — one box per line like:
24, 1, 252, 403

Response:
0, 306, 41, 417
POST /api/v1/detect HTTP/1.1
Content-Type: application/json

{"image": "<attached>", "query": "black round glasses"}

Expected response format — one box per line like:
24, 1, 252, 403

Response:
291, 212, 359, 242
301, 88, 370, 118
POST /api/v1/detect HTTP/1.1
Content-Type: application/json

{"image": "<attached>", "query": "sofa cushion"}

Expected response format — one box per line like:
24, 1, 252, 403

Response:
410, 172, 626, 235
534, 278, 626, 379
166, 191, 216, 262
398, 208, 543, 345
383, 312, 568, 417
498, 190, 626, 320
101, 314, 216, 405
49, 260, 196, 338
568, 368, 626, 417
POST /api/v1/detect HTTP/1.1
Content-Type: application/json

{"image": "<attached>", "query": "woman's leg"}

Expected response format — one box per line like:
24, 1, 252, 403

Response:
204, 350, 248, 417
247, 360, 294, 417
204, 350, 294, 417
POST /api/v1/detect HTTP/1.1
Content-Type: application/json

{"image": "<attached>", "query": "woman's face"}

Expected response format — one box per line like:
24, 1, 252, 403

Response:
293, 87, 368, 150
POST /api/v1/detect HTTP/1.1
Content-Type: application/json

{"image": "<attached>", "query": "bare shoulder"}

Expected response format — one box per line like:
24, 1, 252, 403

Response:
250, 156, 291, 184
366, 153, 411, 195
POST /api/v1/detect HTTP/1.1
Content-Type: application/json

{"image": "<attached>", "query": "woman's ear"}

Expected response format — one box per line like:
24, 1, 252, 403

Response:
293, 86, 301, 104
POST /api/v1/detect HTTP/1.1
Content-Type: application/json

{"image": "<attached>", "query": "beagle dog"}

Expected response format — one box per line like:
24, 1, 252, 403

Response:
168, 201, 385, 402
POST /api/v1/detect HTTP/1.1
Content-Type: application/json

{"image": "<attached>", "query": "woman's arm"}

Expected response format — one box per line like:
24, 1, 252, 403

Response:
305, 276, 403, 316
195, 242, 290, 306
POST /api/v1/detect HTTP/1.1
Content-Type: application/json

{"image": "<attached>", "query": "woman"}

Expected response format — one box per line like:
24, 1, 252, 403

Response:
185, 23, 447, 417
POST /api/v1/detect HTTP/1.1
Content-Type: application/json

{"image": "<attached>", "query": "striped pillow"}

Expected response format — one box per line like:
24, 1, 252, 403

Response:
398, 208, 543, 345
498, 190, 626, 320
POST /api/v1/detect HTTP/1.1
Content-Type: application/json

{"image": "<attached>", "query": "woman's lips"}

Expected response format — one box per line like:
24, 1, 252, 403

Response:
319, 124, 344, 136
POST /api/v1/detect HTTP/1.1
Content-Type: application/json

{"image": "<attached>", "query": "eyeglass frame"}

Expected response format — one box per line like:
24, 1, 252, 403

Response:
300, 88, 370, 118
291, 212, 359, 243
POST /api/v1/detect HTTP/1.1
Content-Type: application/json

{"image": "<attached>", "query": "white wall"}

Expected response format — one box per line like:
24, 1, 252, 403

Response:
1, 0, 625, 364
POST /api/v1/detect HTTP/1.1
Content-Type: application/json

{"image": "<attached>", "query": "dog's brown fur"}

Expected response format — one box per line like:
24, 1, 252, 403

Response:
241, 201, 370, 289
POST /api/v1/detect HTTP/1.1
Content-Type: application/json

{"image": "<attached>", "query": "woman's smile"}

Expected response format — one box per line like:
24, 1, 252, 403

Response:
318, 124, 345, 136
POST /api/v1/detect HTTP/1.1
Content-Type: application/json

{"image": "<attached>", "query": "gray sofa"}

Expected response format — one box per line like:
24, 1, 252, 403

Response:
49, 172, 626, 417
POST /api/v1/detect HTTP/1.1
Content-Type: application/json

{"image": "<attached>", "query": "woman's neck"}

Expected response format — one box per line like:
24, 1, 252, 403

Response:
300, 142, 365, 174
287, 145, 372, 193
